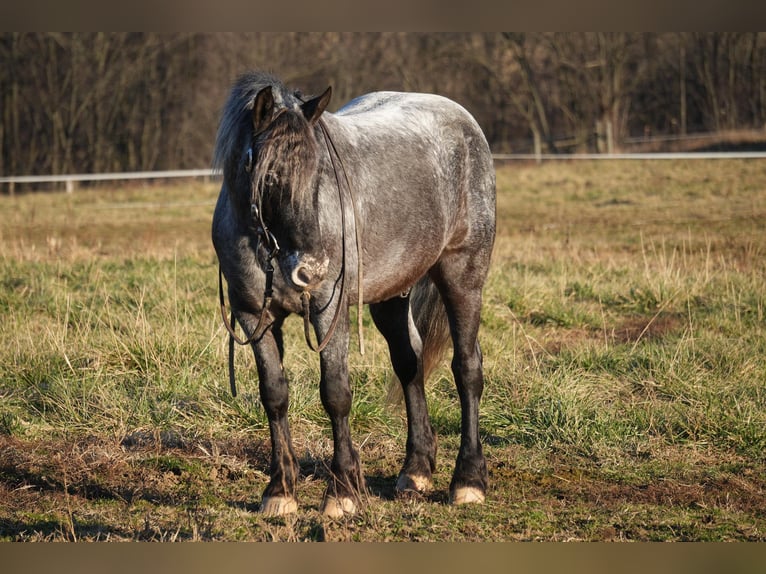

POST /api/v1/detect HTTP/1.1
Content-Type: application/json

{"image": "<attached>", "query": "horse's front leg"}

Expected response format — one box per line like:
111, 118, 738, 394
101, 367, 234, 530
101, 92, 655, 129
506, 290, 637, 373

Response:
240, 312, 300, 515
316, 309, 365, 517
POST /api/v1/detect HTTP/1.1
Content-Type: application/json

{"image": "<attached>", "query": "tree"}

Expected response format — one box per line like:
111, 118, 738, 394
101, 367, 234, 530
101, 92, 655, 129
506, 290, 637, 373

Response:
547, 33, 651, 152
4, 32, 766, 188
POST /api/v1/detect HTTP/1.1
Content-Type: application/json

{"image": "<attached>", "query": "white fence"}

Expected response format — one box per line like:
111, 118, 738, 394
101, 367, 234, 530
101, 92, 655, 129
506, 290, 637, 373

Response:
0, 169, 217, 193
2, 151, 766, 193
494, 151, 766, 161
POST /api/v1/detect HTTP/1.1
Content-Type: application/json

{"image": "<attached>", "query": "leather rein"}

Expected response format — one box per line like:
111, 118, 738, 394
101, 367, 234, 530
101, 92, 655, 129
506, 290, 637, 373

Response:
218, 115, 364, 396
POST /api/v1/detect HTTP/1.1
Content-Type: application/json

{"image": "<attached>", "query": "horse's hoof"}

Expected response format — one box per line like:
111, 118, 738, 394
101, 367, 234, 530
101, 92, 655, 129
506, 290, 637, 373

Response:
322, 496, 357, 518
396, 473, 432, 494
449, 486, 485, 505
260, 496, 298, 516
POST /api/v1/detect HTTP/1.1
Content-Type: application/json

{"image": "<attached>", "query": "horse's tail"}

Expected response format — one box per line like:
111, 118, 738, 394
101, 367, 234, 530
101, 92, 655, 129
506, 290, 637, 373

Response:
385, 276, 452, 405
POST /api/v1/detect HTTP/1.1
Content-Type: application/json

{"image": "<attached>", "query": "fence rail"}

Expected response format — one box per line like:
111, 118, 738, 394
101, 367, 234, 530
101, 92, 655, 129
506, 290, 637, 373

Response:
0, 169, 217, 193
493, 151, 766, 161
2, 151, 766, 192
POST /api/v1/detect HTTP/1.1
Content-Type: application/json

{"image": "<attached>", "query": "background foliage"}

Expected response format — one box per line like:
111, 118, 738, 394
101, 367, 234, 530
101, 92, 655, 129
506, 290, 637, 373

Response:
3, 32, 766, 178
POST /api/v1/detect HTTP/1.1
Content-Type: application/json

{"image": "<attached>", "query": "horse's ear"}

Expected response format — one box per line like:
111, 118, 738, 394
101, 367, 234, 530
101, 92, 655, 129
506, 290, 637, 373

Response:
252, 86, 275, 134
301, 86, 332, 124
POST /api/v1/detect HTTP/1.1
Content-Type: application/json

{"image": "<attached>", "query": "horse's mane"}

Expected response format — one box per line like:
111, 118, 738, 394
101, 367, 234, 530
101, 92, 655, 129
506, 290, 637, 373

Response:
213, 71, 283, 175
212, 71, 320, 204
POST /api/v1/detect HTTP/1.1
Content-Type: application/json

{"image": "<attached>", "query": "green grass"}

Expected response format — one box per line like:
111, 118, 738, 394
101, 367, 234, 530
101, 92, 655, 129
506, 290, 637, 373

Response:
1, 161, 765, 541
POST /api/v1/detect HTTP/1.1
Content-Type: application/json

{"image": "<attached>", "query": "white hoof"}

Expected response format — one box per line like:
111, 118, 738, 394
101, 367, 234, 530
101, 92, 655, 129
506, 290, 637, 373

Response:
449, 486, 485, 505
396, 474, 432, 494
260, 496, 298, 516
322, 496, 357, 518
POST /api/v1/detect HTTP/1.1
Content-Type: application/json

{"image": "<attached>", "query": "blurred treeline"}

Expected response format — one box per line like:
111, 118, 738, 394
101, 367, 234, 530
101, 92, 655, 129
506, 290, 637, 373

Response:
2, 32, 766, 175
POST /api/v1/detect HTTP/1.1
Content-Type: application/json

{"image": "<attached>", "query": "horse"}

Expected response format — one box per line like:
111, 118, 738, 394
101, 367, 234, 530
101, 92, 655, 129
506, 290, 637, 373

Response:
212, 71, 496, 517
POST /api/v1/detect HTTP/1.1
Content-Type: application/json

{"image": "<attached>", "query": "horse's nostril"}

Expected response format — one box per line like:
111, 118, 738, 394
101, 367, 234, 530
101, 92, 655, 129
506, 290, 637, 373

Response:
288, 255, 329, 290
296, 266, 313, 287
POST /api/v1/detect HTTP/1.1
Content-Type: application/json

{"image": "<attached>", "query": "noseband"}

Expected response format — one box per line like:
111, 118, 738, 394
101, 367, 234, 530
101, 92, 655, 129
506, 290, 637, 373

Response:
218, 113, 364, 396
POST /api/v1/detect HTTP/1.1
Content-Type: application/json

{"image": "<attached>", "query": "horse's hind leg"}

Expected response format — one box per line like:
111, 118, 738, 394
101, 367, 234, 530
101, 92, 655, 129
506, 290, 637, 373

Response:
431, 255, 490, 504
370, 297, 437, 496
243, 315, 300, 515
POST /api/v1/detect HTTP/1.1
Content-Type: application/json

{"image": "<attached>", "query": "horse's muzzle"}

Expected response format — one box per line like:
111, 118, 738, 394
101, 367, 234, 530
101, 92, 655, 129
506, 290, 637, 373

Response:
283, 252, 329, 291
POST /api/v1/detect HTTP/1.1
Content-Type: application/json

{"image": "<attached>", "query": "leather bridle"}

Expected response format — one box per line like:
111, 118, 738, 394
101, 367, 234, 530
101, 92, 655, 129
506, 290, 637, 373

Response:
217, 113, 364, 396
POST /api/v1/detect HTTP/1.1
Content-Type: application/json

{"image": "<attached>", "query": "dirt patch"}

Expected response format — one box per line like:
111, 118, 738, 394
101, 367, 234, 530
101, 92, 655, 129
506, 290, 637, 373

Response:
0, 434, 271, 506
538, 313, 683, 357
611, 312, 684, 345
570, 475, 765, 515
3, 435, 765, 541
490, 459, 766, 518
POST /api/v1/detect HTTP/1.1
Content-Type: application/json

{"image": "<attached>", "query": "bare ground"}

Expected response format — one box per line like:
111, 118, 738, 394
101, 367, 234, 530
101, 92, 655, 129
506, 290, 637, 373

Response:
2, 433, 764, 541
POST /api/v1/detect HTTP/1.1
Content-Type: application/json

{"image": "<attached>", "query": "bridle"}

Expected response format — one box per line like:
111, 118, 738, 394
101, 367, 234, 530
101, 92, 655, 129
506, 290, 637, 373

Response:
218, 112, 364, 396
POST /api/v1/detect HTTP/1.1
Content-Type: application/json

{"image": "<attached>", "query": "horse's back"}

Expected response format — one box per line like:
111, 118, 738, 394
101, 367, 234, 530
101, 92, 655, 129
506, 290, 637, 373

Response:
334, 90, 494, 196
337, 91, 488, 146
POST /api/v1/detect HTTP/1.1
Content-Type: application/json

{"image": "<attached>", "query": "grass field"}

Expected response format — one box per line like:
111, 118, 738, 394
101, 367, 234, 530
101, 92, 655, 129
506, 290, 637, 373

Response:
1, 159, 765, 541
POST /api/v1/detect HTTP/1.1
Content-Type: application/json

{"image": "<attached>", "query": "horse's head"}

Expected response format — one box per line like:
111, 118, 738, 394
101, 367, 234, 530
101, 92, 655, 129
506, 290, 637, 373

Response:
243, 84, 333, 292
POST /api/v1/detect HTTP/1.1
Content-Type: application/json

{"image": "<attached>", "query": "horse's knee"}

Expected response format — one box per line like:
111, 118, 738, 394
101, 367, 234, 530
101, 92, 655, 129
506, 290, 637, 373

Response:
320, 385, 352, 417
451, 351, 484, 396
260, 383, 289, 418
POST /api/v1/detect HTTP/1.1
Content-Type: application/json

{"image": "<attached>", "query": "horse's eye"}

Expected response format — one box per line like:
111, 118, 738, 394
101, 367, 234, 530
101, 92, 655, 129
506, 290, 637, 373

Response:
245, 148, 253, 173
263, 171, 279, 189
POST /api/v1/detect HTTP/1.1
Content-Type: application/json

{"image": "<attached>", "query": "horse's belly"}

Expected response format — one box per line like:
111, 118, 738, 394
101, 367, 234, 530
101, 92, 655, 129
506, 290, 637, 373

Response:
362, 253, 435, 303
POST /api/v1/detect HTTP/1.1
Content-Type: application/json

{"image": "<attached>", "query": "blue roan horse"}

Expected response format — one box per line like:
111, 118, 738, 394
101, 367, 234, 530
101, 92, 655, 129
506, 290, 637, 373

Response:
212, 71, 496, 517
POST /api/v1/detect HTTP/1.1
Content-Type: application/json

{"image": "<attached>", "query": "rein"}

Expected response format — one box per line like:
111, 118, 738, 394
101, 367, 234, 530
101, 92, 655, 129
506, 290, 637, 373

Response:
217, 208, 279, 396
302, 118, 364, 355
217, 112, 364, 396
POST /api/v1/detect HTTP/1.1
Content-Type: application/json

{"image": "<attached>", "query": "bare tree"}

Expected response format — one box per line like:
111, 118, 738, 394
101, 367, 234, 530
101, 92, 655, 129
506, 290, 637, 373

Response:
501, 33, 558, 155
687, 32, 766, 132
5, 32, 766, 187
547, 33, 650, 152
